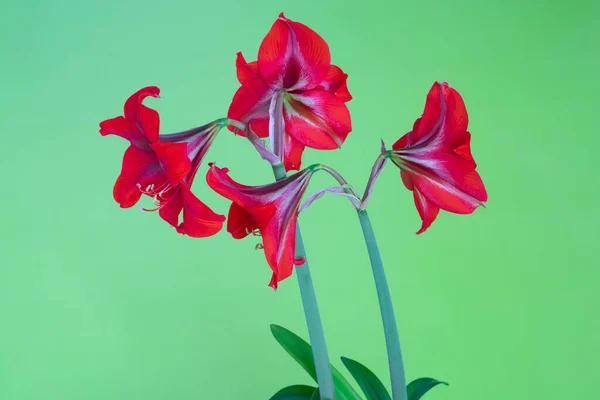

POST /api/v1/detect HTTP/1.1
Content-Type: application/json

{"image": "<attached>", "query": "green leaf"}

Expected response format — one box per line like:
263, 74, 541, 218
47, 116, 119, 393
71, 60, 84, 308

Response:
341, 357, 391, 400
270, 325, 363, 400
406, 378, 448, 400
270, 385, 318, 399
309, 389, 320, 400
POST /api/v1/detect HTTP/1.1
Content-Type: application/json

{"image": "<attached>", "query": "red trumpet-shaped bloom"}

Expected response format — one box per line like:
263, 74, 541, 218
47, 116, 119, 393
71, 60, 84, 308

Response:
389, 82, 488, 234
228, 12, 352, 171
206, 164, 317, 289
100, 86, 225, 237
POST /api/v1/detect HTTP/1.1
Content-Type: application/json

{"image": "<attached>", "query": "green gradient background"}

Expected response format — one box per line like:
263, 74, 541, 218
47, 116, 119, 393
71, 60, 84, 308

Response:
1, 0, 598, 398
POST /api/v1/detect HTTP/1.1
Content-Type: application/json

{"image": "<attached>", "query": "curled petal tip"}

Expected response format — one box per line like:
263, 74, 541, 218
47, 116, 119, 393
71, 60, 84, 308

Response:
416, 218, 436, 234
145, 86, 160, 98
268, 274, 279, 290
278, 12, 286, 19
294, 256, 305, 266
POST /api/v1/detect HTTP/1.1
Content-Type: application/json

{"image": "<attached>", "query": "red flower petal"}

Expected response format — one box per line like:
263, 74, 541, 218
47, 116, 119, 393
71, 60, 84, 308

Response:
257, 16, 288, 86
452, 131, 476, 167
159, 184, 225, 237
158, 189, 184, 228
413, 82, 444, 144
124, 86, 161, 143
258, 13, 330, 90
285, 89, 352, 150
207, 165, 312, 211
283, 134, 305, 171
124, 86, 160, 118
318, 65, 352, 102
113, 145, 164, 208
206, 165, 264, 209
413, 187, 440, 234
245, 203, 278, 231
176, 184, 225, 238
260, 209, 297, 288
99, 116, 145, 143
441, 84, 469, 151
411, 82, 471, 154
400, 171, 440, 234
227, 202, 260, 239
268, 273, 278, 290
409, 154, 487, 214
227, 77, 274, 138
392, 118, 421, 150
401, 170, 413, 190
248, 118, 271, 138
149, 142, 191, 185
235, 52, 259, 84
392, 131, 410, 151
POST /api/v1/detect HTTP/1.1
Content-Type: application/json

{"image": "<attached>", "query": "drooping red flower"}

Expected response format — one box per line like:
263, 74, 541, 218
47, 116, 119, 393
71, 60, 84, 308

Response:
206, 164, 318, 289
100, 86, 225, 237
228, 12, 353, 171
388, 82, 487, 234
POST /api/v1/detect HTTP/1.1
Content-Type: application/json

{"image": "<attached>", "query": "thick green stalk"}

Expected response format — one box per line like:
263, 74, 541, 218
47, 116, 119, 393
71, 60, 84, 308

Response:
357, 210, 407, 400
273, 163, 335, 400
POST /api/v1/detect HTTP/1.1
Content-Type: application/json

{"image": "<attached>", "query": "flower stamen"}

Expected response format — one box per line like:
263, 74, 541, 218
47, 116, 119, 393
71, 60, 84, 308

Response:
137, 180, 175, 212
244, 227, 262, 236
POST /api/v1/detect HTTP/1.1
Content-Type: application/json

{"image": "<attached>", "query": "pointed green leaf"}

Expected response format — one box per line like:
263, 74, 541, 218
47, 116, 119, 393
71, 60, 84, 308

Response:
270, 325, 363, 400
309, 388, 320, 400
341, 357, 391, 400
270, 385, 318, 399
406, 378, 448, 400
271, 325, 317, 381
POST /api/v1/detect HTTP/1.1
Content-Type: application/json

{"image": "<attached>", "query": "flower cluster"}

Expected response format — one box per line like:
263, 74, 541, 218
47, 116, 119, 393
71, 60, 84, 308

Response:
100, 12, 487, 288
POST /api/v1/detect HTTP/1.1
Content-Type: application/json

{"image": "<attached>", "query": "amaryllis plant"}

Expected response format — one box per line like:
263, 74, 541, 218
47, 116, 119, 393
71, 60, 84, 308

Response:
99, 12, 486, 400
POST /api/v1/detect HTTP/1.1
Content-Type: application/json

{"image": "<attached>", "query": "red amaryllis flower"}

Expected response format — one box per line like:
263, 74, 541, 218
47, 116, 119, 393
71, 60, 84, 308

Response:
99, 86, 225, 237
228, 12, 353, 171
387, 82, 487, 234
206, 164, 318, 289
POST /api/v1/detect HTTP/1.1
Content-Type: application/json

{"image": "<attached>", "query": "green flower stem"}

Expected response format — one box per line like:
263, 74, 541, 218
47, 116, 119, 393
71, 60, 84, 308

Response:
273, 163, 335, 400
357, 210, 407, 400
